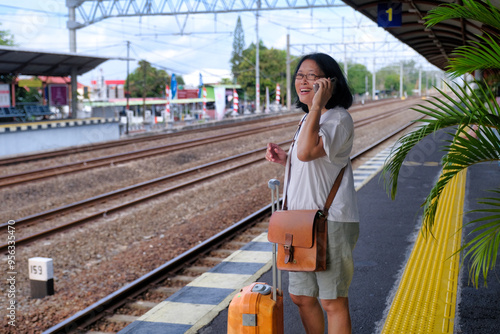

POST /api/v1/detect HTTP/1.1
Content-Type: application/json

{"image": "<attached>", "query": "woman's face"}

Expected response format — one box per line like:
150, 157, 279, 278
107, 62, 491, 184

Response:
295, 59, 325, 109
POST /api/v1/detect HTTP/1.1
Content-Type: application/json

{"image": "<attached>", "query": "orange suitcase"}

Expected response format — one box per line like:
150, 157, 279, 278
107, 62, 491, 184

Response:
227, 282, 283, 333
227, 179, 284, 334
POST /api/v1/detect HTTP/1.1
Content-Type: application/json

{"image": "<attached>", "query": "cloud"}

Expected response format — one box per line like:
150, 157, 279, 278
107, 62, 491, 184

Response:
0, 1, 439, 86
184, 69, 232, 86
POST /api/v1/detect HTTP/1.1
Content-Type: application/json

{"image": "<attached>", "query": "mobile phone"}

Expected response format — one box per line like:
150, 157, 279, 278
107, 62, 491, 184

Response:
313, 77, 337, 93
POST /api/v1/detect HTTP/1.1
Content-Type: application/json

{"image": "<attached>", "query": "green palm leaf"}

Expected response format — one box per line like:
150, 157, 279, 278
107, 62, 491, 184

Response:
423, 125, 500, 232
383, 80, 499, 202
459, 189, 500, 287
447, 34, 500, 78
388, 0, 500, 287
425, 0, 500, 31
384, 84, 499, 229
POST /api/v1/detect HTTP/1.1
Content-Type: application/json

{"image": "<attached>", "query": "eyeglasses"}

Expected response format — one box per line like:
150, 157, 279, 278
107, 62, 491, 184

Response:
295, 73, 324, 81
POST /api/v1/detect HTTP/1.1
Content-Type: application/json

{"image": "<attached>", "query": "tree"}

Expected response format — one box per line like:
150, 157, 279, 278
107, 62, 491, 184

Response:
16, 87, 41, 104
175, 75, 185, 87
230, 16, 245, 84
232, 41, 292, 105
0, 23, 16, 85
127, 60, 170, 99
0, 23, 14, 46
383, 0, 500, 287
376, 60, 421, 97
347, 63, 372, 96
376, 65, 399, 95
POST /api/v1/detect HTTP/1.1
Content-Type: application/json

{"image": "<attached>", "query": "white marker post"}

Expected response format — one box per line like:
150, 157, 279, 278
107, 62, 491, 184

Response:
29, 257, 54, 298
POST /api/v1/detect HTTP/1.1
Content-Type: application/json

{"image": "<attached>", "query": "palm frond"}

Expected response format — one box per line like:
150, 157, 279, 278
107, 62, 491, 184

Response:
447, 33, 500, 78
401, 0, 500, 290
458, 189, 500, 287
383, 80, 499, 201
425, 0, 500, 31
422, 125, 500, 231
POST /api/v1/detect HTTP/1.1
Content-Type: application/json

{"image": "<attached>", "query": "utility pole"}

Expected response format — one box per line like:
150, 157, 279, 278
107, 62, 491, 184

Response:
365, 75, 368, 103
286, 33, 291, 111
343, 17, 348, 79
68, 3, 78, 118
372, 57, 376, 100
126, 41, 130, 110
418, 68, 422, 97
400, 62, 404, 99
142, 61, 147, 119
255, 0, 261, 113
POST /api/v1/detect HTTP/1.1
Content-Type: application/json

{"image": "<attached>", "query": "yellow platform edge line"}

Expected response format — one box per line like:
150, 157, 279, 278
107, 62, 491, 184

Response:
381, 169, 466, 334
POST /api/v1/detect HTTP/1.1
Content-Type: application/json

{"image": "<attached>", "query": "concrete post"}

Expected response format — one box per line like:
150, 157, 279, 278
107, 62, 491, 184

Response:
29, 257, 54, 299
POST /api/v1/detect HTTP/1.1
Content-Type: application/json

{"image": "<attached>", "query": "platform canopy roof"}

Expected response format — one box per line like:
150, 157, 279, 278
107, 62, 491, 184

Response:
342, 0, 500, 71
0, 45, 109, 77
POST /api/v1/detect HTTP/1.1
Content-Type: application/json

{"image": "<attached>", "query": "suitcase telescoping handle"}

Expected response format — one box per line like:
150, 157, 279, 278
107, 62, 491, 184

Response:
268, 179, 282, 302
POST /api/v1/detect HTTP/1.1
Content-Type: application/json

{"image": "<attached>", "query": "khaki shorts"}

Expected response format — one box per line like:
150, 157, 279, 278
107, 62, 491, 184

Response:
288, 221, 359, 300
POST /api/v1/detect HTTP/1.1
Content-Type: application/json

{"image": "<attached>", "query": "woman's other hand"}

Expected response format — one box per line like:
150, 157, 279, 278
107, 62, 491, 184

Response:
266, 143, 287, 166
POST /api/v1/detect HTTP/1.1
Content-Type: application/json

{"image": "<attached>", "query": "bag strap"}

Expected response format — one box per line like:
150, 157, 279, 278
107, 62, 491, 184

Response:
283, 116, 347, 213
323, 166, 346, 213
282, 115, 307, 210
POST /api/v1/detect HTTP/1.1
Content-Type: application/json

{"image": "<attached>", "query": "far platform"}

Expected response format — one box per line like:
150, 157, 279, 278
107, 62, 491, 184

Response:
0, 117, 119, 157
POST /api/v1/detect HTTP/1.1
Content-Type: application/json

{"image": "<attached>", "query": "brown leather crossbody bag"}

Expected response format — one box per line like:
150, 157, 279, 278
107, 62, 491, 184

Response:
267, 166, 345, 272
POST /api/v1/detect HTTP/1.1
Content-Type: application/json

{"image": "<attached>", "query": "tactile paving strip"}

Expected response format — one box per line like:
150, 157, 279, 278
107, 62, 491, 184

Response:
381, 169, 466, 334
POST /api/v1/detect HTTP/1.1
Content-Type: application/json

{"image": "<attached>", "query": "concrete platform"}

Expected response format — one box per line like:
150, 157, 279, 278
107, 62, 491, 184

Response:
0, 117, 119, 157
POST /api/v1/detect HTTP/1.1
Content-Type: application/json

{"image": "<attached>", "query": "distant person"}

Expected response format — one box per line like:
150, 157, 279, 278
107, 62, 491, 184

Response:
266, 53, 359, 334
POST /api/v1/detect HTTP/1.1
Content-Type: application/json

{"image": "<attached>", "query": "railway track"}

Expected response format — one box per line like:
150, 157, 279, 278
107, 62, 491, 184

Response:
0, 120, 298, 188
0, 114, 294, 166
0, 144, 282, 252
0, 106, 416, 254
41, 117, 421, 334
0, 97, 409, 167
0, 105, 410, 189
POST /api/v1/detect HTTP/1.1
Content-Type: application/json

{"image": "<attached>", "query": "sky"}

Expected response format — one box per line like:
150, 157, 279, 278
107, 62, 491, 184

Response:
0, 0, 440, 87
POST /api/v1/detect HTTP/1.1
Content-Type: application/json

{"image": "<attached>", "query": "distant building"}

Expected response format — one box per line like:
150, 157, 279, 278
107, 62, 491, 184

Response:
90, 78, 125, 101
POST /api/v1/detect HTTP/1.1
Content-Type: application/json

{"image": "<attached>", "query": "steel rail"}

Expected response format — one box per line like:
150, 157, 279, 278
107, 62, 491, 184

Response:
350, 115, 426, 160
0, 120, 298, 188
42, 205, 272, 334
0, 153, 269, 253
1, 106, 414, 230
0, 145, 287, 230
0, 108, 420, 250
1, 105, 413, 188
0, 98, 417, 167
0, 114, 293, 166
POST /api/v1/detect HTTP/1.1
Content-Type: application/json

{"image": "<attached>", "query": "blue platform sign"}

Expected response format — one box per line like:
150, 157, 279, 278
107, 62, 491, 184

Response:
378, 3, 402, 28
198, 73, 203, 98
171, 74, 177, 99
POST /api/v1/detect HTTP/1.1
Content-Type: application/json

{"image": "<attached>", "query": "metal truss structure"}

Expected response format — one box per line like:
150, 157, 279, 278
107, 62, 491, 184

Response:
66, 0, 348, 112
290, 41, 436, 71
67, 0, 347, 28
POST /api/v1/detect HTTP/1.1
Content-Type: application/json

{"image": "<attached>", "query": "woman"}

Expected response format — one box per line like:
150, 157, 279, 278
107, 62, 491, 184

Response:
266, 53, 359, 334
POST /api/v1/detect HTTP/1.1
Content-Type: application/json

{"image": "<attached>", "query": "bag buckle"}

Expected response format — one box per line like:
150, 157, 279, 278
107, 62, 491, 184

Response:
284, 233, 293, 264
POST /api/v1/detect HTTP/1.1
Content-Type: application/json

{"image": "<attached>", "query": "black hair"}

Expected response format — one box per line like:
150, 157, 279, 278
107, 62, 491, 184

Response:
293, 53, 353, 112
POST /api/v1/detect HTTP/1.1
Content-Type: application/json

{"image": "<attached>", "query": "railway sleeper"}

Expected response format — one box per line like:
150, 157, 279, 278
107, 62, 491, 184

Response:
183, 265, 214, 275
224, 240, 249, 249
198, 256, 225, 265
152, 286, 178, 296
105, 314, 139, 324
129, 300, 159, 310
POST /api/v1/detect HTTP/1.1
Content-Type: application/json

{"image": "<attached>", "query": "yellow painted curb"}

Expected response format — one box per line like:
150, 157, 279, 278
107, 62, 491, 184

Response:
382, 169, 466, 333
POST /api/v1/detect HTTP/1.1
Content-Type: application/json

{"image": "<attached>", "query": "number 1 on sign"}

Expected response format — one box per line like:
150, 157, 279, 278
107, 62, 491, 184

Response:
386, 7, 393, 21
